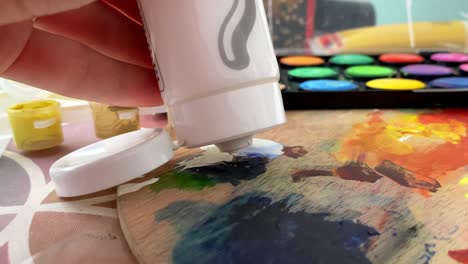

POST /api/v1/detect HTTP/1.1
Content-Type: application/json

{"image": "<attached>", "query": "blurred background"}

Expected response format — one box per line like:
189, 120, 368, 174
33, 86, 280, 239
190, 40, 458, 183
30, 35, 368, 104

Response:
265, 0, 468, 54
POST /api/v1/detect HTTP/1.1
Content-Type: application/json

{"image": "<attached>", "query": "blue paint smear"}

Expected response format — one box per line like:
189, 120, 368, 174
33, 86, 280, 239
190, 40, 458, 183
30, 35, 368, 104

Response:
156, 201, 217, 234
244, 152, 273, 158
162, 193, 379, 264
419, 243, 437, 264
235, 141, 283, 159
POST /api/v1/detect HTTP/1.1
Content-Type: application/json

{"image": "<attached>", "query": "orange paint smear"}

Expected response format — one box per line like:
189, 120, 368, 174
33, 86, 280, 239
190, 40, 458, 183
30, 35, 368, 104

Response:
335, 110, 468, 190
419, 109, 468, 125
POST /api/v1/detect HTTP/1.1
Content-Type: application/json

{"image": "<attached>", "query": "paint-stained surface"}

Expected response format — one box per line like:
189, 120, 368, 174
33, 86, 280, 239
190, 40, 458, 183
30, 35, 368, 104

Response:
334, 110, 468, 187
291, 169, 334, 182
118, 110, 468, 264
151, 156, 270, 193
159, 193, 378, 264
187, 156, 269, 186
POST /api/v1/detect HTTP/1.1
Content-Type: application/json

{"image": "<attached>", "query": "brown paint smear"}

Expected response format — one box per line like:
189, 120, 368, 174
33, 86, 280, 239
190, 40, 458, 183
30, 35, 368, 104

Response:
283, 146, 308, 159
291, 160, 441, 193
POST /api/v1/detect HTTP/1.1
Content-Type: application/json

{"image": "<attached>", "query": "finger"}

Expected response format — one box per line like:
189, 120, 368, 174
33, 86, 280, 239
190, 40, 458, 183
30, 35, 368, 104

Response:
2, 29, 162, 107
35, 1, 152, 68
0, 21, 33, 74
0, 0, 95, 25
101, 0, 142, 25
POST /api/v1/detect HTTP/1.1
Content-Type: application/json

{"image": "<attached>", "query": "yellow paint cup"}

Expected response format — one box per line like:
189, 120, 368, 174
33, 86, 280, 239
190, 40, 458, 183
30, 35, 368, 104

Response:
89, 102, 140, 139
7, 100, 64, 151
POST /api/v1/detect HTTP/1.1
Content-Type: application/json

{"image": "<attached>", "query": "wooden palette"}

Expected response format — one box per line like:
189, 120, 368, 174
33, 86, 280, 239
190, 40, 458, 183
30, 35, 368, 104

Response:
118, 110, 468, 264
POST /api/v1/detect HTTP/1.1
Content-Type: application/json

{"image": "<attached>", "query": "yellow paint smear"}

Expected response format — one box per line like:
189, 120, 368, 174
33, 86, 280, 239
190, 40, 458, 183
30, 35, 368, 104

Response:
459, 177, 468, 185
459, 178, 468, 199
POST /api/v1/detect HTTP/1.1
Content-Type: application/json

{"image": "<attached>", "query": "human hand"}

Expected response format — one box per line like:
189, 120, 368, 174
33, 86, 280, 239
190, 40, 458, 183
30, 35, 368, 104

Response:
0, 0, 162, 107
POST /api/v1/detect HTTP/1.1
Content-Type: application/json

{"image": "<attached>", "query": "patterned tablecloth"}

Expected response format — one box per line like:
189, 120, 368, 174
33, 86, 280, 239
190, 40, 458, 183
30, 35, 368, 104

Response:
0, 117, 165, 264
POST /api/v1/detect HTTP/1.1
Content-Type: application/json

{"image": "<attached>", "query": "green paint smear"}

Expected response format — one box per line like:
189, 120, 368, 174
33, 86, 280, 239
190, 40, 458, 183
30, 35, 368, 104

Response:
150, 171, 216, 193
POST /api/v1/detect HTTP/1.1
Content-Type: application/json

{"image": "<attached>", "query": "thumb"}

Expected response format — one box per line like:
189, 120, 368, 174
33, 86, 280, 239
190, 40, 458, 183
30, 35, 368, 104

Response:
0, 0, 96, 25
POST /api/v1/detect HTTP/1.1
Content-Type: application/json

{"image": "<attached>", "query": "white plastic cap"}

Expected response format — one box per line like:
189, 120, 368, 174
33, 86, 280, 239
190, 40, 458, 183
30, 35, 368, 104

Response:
50, 128, 174, 197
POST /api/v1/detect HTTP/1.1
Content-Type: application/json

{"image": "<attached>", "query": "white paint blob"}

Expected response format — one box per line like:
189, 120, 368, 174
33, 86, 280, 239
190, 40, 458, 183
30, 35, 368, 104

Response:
179, 138, 283, 169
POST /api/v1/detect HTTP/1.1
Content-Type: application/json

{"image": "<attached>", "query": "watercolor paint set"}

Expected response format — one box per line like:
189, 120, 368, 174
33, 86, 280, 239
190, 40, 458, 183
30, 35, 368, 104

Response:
263, 0, 468, 109
278, 52, 468, 109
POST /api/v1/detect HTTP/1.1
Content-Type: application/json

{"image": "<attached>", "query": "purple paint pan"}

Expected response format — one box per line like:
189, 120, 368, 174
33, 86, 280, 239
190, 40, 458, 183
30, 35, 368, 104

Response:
401, 64, 453, 81
431, 53, 468, 64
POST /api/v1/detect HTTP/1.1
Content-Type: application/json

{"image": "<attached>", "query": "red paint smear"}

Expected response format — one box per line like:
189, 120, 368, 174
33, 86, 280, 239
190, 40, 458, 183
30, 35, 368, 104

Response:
305, 0, 315, 51
449, 248, 468, 264
419, 109, 468, 124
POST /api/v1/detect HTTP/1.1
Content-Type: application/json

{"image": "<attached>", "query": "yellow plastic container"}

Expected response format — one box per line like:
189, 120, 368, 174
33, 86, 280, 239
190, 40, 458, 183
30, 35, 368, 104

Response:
89, 102, 140, 139
7, 100, 64, 151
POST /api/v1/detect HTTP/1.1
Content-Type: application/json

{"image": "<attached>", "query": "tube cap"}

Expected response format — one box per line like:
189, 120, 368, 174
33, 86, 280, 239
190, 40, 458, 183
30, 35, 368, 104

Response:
50, 128, 174, 197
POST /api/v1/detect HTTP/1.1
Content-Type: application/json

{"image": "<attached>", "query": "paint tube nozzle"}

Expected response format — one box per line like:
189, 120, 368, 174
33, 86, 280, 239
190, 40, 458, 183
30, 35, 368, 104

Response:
215, 135, 253, 154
